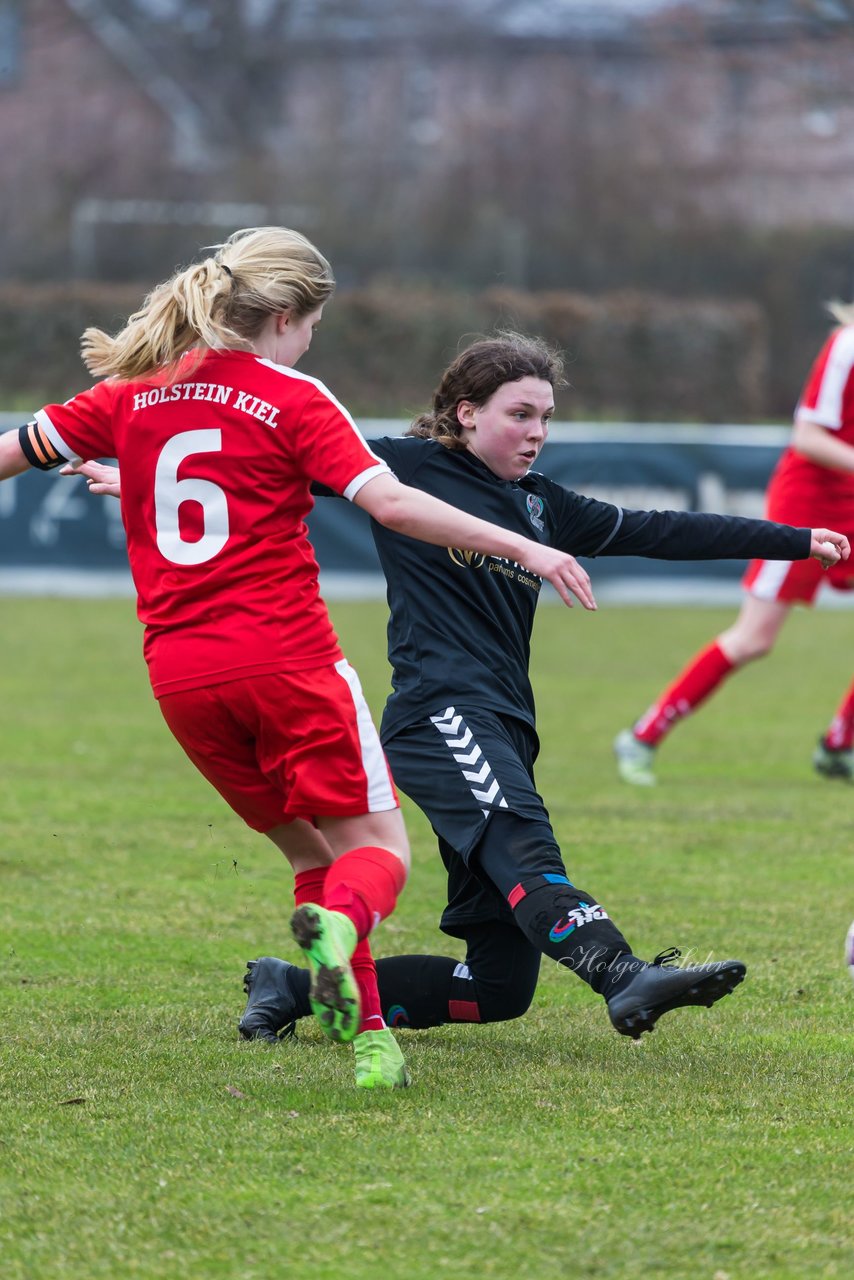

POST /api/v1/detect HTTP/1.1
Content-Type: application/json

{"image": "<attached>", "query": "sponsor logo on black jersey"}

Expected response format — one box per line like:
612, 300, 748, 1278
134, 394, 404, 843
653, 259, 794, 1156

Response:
448, 547, 486, 568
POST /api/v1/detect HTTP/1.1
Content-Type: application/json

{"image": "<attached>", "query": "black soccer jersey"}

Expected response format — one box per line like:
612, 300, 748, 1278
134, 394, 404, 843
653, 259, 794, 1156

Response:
367, 436, 811, 739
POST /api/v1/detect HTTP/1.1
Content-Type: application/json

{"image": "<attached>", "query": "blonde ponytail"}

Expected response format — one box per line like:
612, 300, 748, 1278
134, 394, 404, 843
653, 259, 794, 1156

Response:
80, 226, 335, 382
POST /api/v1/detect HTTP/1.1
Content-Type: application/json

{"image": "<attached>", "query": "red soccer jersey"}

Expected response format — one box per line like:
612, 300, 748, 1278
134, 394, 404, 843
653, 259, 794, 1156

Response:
36, 350, 389, 696
768, 325, 854, 524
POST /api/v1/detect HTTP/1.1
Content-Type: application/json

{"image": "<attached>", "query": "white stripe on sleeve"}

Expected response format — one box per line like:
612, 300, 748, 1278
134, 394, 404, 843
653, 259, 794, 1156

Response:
34, 410, 82, 465
802, 327, 854, 431
342, 463, 390, 502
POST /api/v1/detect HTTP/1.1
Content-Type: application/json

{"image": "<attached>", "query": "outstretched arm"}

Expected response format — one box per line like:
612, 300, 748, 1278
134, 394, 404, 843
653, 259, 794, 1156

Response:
592, 506, 848, 568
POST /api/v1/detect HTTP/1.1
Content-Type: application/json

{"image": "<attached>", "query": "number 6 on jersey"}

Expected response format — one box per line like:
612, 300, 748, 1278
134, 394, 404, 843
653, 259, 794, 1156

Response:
154, 429, 230, 565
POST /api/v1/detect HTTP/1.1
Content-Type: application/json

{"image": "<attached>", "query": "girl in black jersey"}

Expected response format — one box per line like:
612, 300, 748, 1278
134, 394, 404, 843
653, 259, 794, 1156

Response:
73, 334, 849, 1045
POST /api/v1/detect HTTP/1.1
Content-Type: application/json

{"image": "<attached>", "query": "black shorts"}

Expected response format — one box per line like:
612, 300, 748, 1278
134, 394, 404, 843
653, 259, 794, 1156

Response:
383, 707, 562, 935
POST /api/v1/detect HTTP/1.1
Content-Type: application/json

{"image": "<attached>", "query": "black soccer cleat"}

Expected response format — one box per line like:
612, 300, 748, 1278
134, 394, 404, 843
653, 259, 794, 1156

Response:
607, 948, 746, 1040
238, 956, 300, 1044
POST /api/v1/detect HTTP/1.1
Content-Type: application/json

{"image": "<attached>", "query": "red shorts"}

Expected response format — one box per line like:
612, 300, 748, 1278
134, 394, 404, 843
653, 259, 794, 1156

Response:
743, 554, 854, 604
743, 474, 854, 604
158, 660, 399, 831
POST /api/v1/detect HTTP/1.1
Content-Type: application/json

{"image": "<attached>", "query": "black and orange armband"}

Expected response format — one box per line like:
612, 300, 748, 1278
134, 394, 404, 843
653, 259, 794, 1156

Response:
19, 421, 66, 470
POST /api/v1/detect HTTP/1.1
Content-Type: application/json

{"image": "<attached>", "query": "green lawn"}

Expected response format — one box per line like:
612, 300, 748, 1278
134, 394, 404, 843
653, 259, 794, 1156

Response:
1, 598, 851, 1280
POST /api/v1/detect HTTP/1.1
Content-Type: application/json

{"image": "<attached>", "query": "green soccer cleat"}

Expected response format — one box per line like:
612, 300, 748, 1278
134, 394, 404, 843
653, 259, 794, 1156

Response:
812, 738, 854, 782
613, 728, 657, 786
290, 904, 360, 1043
353, 1028, 411, 1089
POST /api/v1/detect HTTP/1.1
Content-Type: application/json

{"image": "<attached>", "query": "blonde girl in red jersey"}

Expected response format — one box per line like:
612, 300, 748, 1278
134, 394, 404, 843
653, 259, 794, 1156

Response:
615, 302, 854, 787
0, 227, 597, 1089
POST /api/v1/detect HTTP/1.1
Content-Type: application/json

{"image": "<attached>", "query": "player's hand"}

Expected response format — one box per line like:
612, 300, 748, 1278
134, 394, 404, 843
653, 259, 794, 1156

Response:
60, 460, 122, 499
520, 543, 597, 610
809, 528, 850, 569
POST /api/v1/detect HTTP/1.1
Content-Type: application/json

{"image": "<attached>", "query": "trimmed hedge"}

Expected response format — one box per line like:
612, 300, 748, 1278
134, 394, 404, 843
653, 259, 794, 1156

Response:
0, 282, 767, 421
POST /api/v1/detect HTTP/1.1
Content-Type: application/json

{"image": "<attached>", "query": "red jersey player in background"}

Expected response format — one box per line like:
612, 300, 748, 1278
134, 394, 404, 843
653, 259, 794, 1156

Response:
614, 303, 854, 787
0, 226, 596, 1089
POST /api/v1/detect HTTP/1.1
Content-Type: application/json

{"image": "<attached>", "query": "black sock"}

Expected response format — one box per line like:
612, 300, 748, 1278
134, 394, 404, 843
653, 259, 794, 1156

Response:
510, 877, 635, 997
289, 954, 482, 1029
291, 940, 542, 1029
375, 954, 470, 1028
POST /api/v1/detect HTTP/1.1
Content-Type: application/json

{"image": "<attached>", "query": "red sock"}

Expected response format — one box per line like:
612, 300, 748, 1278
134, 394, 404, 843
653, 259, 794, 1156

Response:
634, 641, 736, 746
351, 938, 385, 1033
824, 677, 854, 750
293, 865, 329, 907
323, 846, 407, 940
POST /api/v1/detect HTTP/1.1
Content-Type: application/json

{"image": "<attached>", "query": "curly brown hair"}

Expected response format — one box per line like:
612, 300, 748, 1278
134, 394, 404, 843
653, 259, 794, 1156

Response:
408, 331, 567, 449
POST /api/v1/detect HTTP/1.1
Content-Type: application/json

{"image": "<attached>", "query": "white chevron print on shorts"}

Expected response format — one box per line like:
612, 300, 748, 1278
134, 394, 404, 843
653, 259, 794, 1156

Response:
430, 706, 510, 818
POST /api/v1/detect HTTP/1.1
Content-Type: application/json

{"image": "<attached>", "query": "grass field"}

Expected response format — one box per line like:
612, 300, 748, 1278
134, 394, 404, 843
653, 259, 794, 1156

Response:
1, 597, 852, 1280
